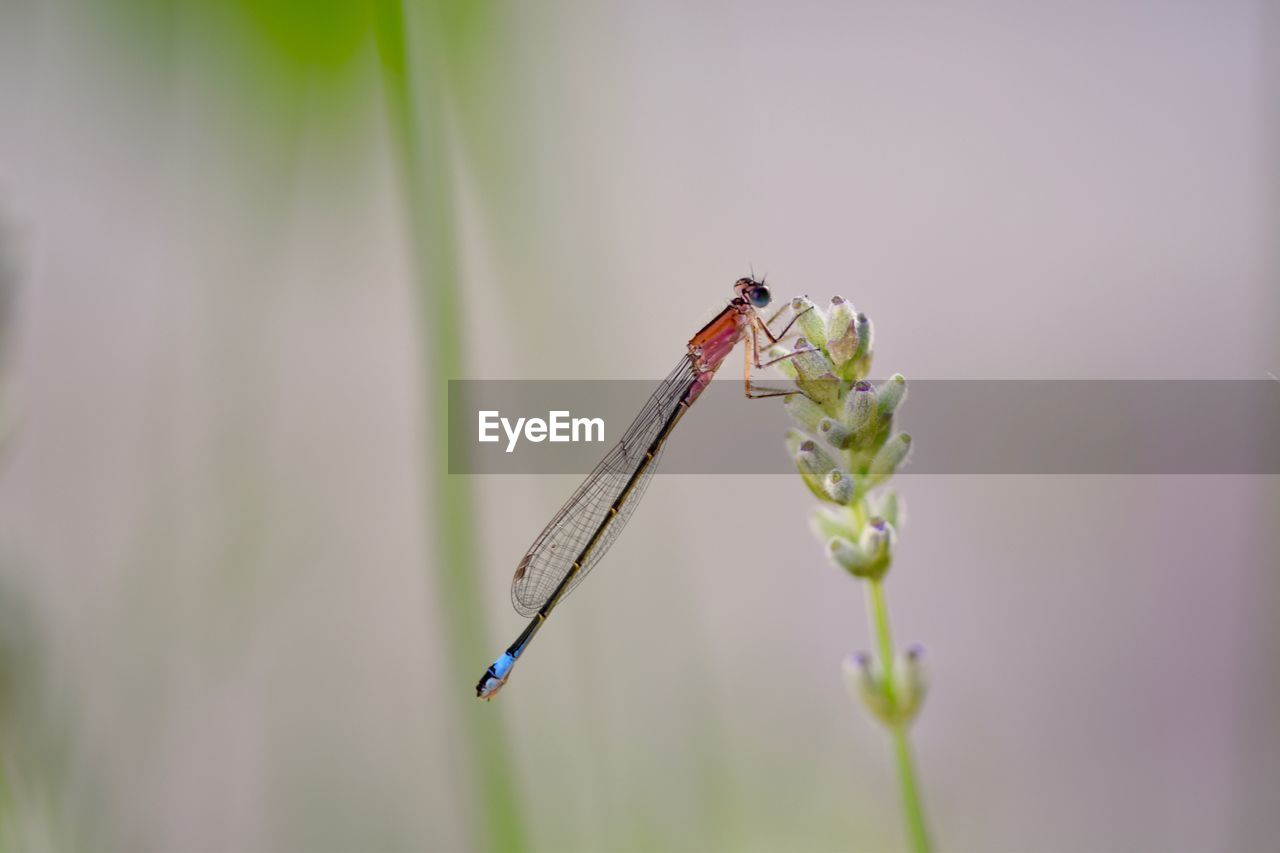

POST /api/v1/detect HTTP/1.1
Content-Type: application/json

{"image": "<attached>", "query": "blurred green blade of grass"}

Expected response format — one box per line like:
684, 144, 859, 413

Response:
108, 0, 371, 69
75, 0, 527, 846
376, 1, 527, 850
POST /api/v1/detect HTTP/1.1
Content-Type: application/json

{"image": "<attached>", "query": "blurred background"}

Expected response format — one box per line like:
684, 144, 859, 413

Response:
1, 1, 1278, 851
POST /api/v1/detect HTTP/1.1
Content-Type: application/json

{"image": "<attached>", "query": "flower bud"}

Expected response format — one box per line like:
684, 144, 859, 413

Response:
784, 427, 807, 457
823, 468, 856, 504
789, 338, 829, 381
842, 651, 895, 725
870, 489, 903, 529
792, 296, 826, 351
892, 644, 928, 725
796, 439, 839, 502
811, 505, 858, 543
796, 439, 837, 479
825, 296, 859, 367
784, 393, 827, 434
876, 374, 907, 421
786, 429, 822, 499
866, 433, 912, 488
817, 417, 854, 450
853, 313, 873, 362
857, 516, 895, 578
767, 345, 798, 379
791, 338, 839, 407
841, 380, 877, 438
828, 535, 875, 578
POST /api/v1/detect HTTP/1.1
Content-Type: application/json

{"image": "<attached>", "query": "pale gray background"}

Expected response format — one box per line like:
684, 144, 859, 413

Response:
1, 1, 1277, 850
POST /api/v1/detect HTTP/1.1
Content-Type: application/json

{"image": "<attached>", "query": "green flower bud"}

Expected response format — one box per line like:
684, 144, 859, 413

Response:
796, 439, 837, 479
827, 535, 875, 578
784, 427, 807, 455
789, 338, 830, 381
834, 512, 896, 578
786, 429, 823, 500
876, 374, 907, 421
791, 338, 839, 407
843, 651, 895, 726
817, 417, 854, 450
784, 393, 827, 434
837, 312, 873, 380
825, 296, 859, 367
892, 644, 928, 725
795, 439, 839, 502
767, 344, 798, 379
792, 296, 827, 351
841, 380, 877, 437
857, 516, 895, 578
866, 433, 911, 488
811, 506, 858, 542
853, 312, 873, 362
828, 519, 893, 580
871, 489, 903, 529
823, 468, 856, 504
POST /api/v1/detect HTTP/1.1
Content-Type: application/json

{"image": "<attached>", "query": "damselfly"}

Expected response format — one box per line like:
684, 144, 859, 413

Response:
476, 277, 812, 699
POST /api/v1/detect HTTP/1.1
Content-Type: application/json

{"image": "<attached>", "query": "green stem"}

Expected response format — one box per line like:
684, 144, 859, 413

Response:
375, 3, 525, 850
890, 726, 931, 853
866, 579, 897, 705
865, 579, 931, 853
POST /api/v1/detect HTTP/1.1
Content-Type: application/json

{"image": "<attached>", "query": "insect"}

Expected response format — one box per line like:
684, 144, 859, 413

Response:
476, 276, 812, 699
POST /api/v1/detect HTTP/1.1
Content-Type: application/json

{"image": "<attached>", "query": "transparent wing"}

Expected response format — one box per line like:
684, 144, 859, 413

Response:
510, 355, 697, 617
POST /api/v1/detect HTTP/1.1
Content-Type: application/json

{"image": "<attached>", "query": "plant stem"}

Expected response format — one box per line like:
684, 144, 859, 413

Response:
866, 579, 897, 704
865, 578, 931, 853
375, 3, 526, 850
890, 726, 931, 853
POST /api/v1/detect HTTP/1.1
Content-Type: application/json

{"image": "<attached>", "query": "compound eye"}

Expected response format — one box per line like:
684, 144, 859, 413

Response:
749, 285, 771, 308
